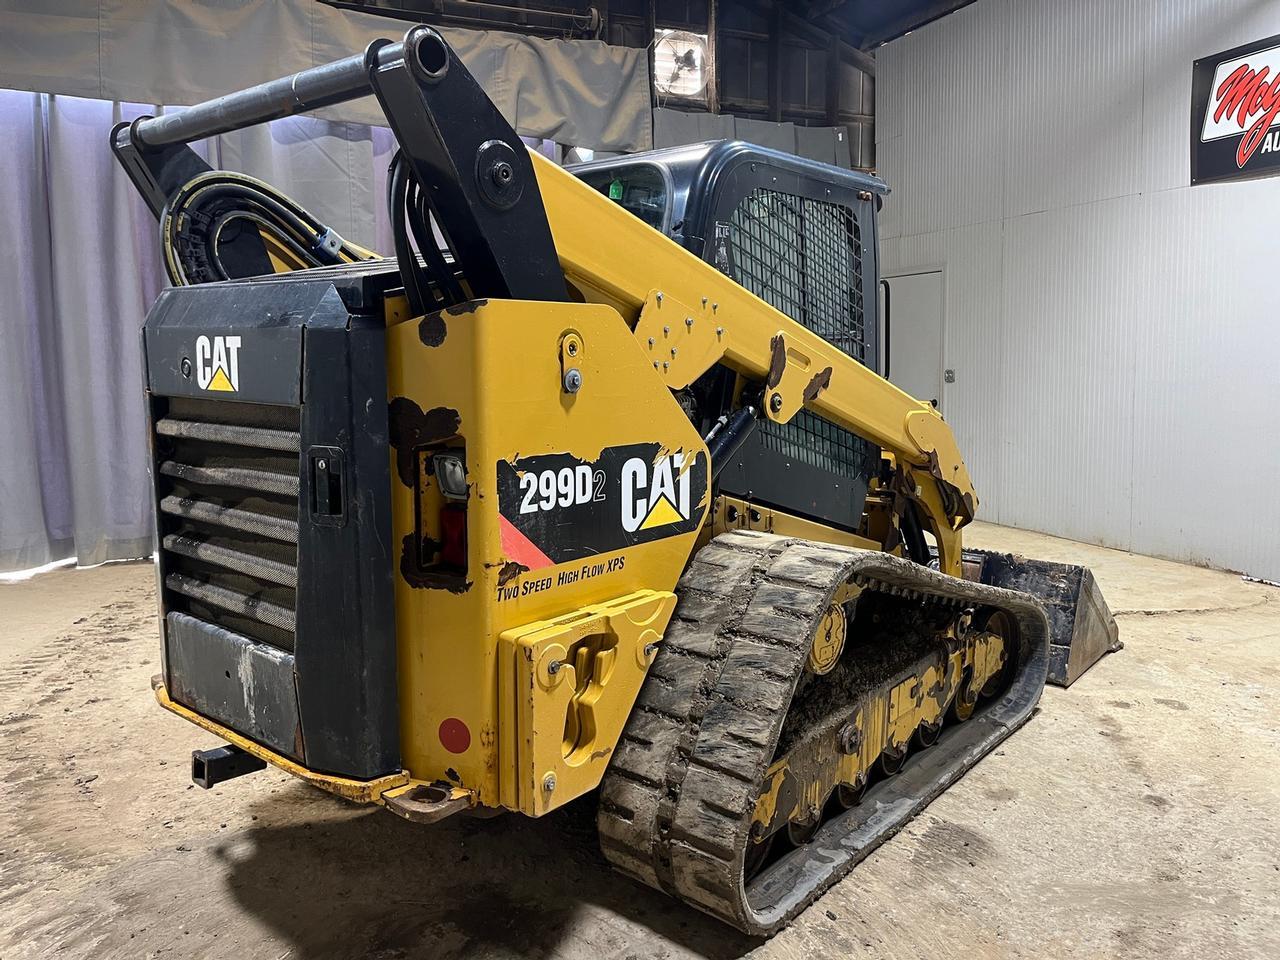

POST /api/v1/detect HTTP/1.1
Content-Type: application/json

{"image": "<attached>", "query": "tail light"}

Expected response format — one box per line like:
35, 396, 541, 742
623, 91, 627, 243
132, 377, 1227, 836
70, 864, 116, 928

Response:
439, 504, 468, 569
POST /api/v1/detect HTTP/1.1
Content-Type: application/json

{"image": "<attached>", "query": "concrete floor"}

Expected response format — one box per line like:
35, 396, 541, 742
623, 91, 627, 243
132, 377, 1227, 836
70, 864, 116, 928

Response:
1, 522, 1277, 960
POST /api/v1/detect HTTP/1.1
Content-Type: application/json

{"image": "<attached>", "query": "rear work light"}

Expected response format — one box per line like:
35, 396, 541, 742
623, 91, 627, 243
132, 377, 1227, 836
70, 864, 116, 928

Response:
433, 453, 468, 501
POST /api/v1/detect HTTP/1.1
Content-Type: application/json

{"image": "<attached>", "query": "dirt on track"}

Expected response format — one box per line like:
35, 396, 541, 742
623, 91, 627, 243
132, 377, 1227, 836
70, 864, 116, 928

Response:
2, 523, 1279, 960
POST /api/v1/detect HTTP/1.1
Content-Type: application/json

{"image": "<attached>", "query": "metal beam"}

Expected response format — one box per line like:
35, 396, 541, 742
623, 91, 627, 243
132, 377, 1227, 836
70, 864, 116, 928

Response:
825, 34, 841, 126
857, 0, 978, 50
646, 0, 656, 105
767, 3, 783, 122
743, 1, 874, 76
802, 0, 849, 17
836, 36, 876, 77
718, 98, 870, 123
707, 0, 721, 114
321, 1, 603, 40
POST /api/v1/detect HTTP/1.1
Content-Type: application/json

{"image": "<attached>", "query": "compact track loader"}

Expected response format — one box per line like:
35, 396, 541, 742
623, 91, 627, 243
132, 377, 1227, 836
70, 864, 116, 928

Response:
114, 28, 1119, 935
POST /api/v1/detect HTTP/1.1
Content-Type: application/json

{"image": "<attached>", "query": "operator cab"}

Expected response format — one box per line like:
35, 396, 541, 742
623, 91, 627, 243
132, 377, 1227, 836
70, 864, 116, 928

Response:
571, 141, 889, 536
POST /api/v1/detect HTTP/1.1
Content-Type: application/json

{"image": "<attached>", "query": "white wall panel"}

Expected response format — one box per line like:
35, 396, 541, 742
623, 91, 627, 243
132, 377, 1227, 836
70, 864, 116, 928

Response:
1138, 0, 1207, 194
1002, 0, 1147, 217
996, 195, 1141, 551
878, 0, 1280, 579
877, 0, 1010, 239
1130, 179, 1280, 575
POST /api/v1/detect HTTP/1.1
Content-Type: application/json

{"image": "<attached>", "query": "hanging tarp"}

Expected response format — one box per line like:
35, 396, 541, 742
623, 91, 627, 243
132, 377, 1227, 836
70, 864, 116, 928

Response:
0, 0, 652, 152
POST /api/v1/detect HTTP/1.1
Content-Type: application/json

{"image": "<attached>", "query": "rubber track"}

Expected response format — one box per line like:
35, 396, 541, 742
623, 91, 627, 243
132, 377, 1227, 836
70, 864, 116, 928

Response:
597, 529, 1050, 936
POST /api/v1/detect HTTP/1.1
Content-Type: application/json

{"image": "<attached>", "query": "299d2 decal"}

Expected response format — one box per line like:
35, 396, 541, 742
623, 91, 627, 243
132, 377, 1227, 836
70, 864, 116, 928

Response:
517, 464, 606, 514
496, 443, 708, 574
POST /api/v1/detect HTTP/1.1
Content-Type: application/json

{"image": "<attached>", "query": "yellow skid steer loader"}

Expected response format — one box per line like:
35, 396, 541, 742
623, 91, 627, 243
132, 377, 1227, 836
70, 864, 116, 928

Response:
113, 28, 1119, 935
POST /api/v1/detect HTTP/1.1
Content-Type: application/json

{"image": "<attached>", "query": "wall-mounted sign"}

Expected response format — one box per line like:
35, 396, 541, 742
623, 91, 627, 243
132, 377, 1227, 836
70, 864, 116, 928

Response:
1192, 34, 1280, 185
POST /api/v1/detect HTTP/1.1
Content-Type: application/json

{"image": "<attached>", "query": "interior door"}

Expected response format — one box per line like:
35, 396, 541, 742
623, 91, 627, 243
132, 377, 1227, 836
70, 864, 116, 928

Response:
883, 271, 944, 411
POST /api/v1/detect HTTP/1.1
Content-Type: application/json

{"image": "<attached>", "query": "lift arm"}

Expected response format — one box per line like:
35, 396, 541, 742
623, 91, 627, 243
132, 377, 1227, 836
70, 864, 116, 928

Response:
530, 155, 978, 569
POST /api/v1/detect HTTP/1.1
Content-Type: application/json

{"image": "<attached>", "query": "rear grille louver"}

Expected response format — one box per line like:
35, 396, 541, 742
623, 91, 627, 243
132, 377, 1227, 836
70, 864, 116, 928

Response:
154, 396, 300, 652
143, 273, 400, 777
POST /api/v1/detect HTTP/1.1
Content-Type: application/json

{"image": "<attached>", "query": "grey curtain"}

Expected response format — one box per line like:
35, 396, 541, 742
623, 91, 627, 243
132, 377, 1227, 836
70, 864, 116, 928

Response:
0, 91, 398, 572
1, 93, 158, 571
0, 0, 652, 153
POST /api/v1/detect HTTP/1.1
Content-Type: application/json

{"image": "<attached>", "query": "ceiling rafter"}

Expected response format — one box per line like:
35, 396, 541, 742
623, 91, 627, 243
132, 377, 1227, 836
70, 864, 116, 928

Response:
745, 0, 875, 76
854, 0, 979, 50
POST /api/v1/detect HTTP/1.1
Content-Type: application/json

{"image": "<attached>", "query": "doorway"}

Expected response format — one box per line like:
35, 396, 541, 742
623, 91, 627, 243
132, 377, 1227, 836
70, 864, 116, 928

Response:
882, 270, 944, 411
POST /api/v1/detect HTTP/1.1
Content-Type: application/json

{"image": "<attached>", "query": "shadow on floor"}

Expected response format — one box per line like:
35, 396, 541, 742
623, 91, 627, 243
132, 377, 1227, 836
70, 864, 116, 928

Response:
215, 790, 761, 960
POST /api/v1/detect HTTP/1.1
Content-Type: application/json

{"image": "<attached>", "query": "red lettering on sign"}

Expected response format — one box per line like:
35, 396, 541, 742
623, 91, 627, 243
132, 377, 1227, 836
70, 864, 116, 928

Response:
1213, 63, 1280, 167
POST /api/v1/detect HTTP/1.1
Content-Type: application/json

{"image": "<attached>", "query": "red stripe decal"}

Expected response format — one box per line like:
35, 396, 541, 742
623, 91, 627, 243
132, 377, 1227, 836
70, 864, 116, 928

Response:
499, 514, 554, 570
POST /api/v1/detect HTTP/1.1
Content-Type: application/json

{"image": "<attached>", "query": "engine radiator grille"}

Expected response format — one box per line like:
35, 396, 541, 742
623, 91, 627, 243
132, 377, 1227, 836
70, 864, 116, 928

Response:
141, 270, 400, 777
153, 396, 300, 652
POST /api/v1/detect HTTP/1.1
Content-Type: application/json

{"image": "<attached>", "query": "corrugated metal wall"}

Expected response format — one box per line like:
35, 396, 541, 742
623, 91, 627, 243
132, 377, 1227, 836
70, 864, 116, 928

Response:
878, 0, 1280, 580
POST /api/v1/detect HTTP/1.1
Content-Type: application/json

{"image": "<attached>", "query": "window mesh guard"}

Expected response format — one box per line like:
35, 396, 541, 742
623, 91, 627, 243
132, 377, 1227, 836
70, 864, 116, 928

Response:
729, 189, 866, 364
757, 407, 877, 479
727, 188, 877, 481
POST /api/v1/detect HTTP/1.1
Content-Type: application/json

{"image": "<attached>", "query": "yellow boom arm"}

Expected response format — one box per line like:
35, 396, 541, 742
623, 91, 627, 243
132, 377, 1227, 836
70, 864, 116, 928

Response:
531, 154, 976, 575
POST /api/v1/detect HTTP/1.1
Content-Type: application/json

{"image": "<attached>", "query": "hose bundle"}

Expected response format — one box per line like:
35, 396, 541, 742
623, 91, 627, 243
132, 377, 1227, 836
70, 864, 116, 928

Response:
162, 159, 467, 320
160, 171, 376, 286
386, 149, 466, 317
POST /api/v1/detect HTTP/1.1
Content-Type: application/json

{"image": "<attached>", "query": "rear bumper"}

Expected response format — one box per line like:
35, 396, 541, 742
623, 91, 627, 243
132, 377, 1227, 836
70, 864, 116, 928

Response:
153, 677, 408, 804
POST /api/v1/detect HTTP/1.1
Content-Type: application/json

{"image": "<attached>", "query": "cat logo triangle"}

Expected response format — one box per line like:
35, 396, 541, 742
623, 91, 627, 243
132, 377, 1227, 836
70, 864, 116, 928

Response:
639, 494, 684, 530
207, 367, 235, 391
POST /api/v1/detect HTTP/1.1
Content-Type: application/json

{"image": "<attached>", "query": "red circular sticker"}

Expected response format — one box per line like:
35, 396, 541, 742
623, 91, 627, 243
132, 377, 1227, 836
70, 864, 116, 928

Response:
438, 717, 471, 754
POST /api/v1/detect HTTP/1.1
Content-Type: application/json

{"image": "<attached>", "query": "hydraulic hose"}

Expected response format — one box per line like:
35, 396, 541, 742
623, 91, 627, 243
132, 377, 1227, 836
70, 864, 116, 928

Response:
160, 171, 376, 285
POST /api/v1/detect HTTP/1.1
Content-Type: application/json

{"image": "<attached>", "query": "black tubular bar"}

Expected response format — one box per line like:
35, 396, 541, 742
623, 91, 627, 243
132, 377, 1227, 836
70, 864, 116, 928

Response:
118, 26, 567, 303
133, 45, 398, 148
